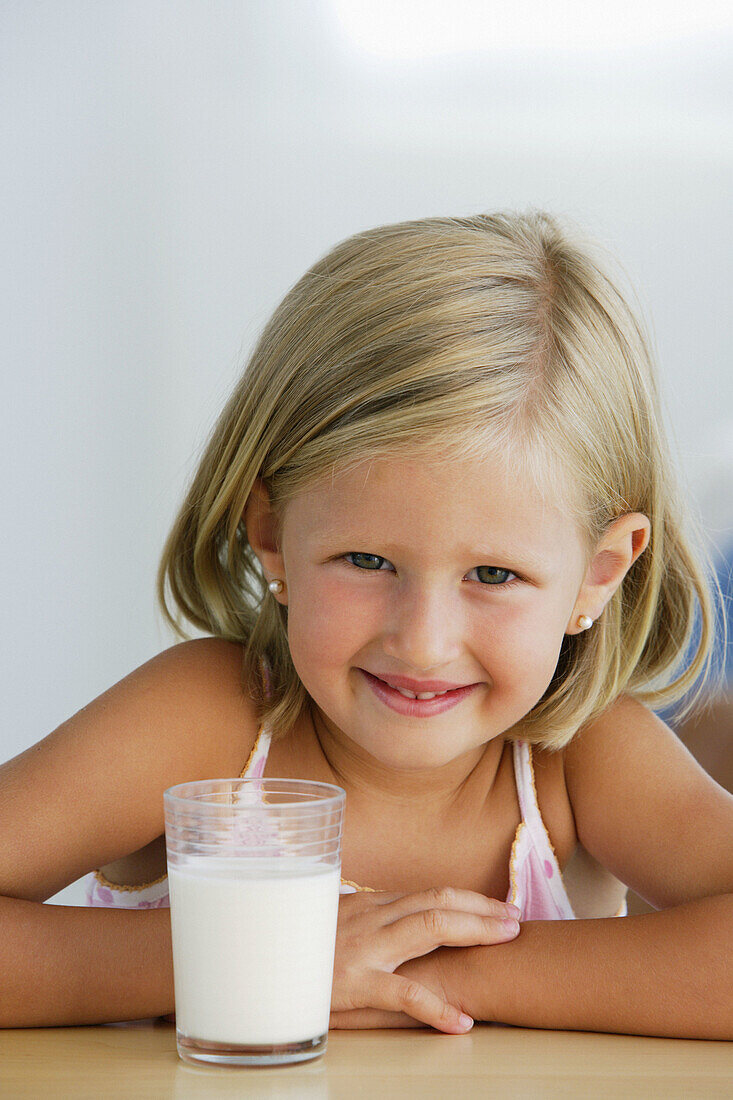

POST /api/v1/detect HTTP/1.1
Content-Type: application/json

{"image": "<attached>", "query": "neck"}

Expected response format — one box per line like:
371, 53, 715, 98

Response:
309, 704, 504, 817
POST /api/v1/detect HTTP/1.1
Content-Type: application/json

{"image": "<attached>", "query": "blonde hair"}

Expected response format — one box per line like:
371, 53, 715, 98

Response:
157, 209, 723, 750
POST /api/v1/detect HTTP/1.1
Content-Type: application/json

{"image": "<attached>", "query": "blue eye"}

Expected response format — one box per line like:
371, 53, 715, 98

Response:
471, 566, 514, 585
345, 552, 390, 571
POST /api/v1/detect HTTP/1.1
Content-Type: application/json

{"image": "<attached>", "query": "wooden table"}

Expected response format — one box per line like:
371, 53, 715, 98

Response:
2, 1020, 731, 1099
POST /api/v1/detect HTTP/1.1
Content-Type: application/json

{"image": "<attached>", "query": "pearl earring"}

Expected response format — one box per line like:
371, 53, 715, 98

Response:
577, 615, 594, 631
268, 579, 284, 595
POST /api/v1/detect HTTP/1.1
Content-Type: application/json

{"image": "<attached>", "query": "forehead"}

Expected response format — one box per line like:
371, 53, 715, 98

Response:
281, 449, 589, 566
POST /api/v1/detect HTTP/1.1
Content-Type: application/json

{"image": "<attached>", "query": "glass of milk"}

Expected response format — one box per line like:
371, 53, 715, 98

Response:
164, 776, 345, 1067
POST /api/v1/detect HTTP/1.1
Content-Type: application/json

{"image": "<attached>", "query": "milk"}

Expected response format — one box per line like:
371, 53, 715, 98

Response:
168, 856, 340, 1046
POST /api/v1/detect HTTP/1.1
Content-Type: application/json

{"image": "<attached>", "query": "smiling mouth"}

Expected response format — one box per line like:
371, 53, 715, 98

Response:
365, 671, 474, 697
358, 669, 479, 715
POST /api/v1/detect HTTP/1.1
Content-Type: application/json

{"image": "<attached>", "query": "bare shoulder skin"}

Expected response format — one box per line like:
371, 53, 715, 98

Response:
0, 638, 259, 903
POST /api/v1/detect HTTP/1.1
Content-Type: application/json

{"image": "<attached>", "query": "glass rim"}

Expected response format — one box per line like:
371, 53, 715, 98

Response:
164, 776, 346, 812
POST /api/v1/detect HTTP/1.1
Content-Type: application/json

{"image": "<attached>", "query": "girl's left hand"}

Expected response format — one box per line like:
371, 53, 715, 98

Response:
330, 950, 455, 1030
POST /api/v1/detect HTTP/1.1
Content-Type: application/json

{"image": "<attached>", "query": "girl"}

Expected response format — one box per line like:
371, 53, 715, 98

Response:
1, 210, 732, 1039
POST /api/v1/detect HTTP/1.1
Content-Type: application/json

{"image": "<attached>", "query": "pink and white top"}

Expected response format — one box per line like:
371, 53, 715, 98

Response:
83, 728, 627, 920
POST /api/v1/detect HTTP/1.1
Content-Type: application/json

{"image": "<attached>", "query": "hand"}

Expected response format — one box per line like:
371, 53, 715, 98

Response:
330, 950, 455, 1030
329, 886, 521, 1033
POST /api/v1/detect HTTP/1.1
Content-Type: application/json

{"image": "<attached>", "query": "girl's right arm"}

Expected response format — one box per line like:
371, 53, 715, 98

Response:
0, 638, 260, 1027
0, 895, 175, 1026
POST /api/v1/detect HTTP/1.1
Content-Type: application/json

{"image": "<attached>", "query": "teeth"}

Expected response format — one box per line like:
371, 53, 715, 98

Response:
393, 687, 449, 700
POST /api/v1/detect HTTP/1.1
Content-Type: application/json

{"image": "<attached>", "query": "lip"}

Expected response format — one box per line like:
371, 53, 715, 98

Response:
368, 673, 469, 693
359, 669, 479, 717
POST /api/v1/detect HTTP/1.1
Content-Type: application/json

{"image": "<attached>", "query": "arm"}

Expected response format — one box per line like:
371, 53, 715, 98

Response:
439, 697, 733, 1039
437, 892, 733, 1039
0, 638, 259, 1026
0, 896, 174, 1026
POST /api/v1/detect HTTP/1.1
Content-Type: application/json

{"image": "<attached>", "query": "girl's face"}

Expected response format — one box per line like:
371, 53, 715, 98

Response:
272, 450, 593, 773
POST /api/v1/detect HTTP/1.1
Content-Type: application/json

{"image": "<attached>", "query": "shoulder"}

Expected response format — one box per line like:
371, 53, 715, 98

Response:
0, 638, 263, 902
150, 635, 246, 689
563, 693, 698, 781
126, 635, 249, 695
130, 638, 262, 771
562, 694, 733, 907
562, 693, 702, 813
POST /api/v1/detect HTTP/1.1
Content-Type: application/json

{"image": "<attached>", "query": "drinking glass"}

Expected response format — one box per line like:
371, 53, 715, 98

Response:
164, 777, 345, 1067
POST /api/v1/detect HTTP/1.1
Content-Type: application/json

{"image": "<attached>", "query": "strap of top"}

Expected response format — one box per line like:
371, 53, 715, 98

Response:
238, 723, 272, 779
512, 737, 566, 882
235, 656, 274, 781
513, 739, 540, 826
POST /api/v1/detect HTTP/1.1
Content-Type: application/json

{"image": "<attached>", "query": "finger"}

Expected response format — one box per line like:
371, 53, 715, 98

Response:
377, 885, 520, 922
381, 906, 520, 967
330, 1007, 422, 1029
369, 970, 474, 1035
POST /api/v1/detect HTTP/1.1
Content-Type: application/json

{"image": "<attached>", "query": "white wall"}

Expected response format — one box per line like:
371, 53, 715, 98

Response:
2, 4, 732, 896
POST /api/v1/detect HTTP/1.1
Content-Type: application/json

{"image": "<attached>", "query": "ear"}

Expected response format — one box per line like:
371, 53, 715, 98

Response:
244, 478, 287, 603
566, 513, 650, 635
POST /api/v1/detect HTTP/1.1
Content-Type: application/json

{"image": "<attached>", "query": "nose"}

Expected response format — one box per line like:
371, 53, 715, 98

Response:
381, 579, 463, 672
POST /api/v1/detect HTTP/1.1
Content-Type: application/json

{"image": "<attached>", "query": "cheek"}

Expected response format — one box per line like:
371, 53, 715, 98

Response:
285, 573, 379, 670
479, 600, 569, 683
